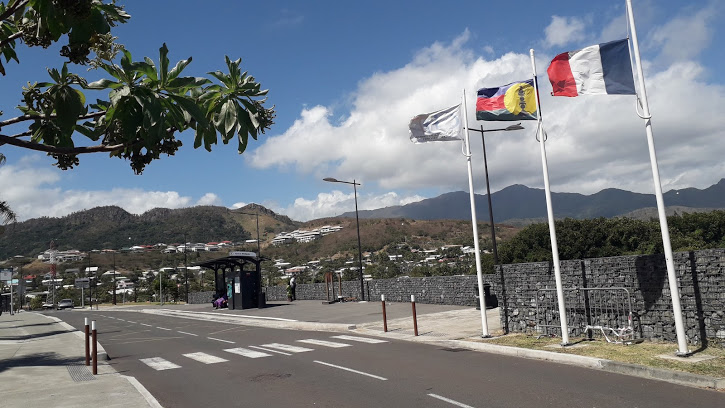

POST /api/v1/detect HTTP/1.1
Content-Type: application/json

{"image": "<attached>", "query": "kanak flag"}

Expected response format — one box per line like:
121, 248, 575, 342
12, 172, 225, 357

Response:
547, 39, 636, 97
476, 80, 538, 121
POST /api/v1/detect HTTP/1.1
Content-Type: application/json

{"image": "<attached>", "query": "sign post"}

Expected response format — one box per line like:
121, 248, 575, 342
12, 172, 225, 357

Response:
75, 278, 90, 308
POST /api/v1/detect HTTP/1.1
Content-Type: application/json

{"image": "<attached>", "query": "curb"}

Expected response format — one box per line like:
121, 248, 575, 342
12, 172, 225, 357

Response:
353, 328, 725, 391
43, 314, 110, 361
600, 360, 725, 390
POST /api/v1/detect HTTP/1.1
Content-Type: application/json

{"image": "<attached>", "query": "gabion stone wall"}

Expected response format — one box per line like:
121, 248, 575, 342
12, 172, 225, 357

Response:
500, 249, 725, 345
197, 248, 724, 344
263, 275, 502, 307
188, 291, 215, 305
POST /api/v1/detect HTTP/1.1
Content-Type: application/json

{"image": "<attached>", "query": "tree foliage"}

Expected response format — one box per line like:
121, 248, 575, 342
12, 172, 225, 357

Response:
0, 0, 275, 174
498, 212, 725, 264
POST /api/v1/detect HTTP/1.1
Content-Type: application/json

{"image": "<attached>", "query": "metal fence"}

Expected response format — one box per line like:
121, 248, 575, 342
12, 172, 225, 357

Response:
535, 287, 634, 340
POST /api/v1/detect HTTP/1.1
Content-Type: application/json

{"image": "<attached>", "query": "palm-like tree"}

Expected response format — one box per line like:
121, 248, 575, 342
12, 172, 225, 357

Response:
0, 153, 17, 226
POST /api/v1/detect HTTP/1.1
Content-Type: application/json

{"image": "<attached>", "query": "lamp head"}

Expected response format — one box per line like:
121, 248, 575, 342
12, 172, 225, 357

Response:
505, 123, 524, 131
323, 177, 339, 183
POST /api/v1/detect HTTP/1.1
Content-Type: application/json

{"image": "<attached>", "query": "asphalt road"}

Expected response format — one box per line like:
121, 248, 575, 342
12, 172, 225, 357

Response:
53, 310, 724, 408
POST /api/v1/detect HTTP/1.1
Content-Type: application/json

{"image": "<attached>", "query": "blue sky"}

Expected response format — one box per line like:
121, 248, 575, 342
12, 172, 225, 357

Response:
1, 0, 723, 222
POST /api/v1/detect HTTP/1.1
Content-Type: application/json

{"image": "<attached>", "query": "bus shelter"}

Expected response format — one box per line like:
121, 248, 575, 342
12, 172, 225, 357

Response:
196, 251, 265, 310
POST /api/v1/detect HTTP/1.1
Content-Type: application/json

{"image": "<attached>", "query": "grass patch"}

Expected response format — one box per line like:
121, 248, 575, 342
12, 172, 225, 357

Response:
477, 333, 725, 378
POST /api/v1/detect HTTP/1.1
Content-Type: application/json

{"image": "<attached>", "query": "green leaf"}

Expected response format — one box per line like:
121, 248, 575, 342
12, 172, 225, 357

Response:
168, 94, 209, 129
136, 60, 157, 82
54, 86, 83, 137
159, 43, 170, 86
223, 100, 237, 137
85, 78, 118, 90
143, 57, 158, 82
168, 57, 192, 81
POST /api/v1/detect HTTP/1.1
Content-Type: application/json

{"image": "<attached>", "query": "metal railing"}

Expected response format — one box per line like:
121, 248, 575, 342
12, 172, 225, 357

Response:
535, 287, 634, 341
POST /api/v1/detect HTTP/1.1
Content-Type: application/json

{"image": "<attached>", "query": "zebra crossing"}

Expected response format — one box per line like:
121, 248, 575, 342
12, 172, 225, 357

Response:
139, 335, 387, 371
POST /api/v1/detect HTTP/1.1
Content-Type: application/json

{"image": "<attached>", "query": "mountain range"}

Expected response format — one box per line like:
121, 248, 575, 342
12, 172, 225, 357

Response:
2, 179, 724, 259
345, 179, 725, 225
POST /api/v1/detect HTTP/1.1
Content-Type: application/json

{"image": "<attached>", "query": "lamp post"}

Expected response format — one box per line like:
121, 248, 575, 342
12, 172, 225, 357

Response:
159, 268, 163, 306
239, 210, 262, 302
184, 233, 188, 304
466, 123, 523, 333
323, 177, 365, 301
238, 211, 261, 256
112, 252, 116, 305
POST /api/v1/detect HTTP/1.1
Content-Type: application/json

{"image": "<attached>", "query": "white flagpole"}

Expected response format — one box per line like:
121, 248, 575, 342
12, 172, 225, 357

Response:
530, 49, 570, 345
626, 0, 688, 355
462, 89, 490, 337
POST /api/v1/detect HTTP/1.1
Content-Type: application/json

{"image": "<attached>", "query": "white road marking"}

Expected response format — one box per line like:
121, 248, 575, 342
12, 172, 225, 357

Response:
140, 357, 181, 371
156, 327, 172, 331
177, 331, 198, 336
260, 343, 313, 353
249, 345, 291, 356
183, 352, 228, 364
427, 394, 476, 408
117, 318, 126, 321
224, 347, 272, 358
139, 323, 152, 327
127, 321, 137, 324
207, 337, 235, 344
331, 335, 388, 344
314, 361, 387, 381
297, 339, 351, 348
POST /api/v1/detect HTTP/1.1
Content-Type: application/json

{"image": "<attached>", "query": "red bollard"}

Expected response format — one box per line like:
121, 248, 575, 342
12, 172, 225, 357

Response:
91, 320, 97, 375
381, 294, 388, 332
84, 318, 90, 366
411, 295, 418, 336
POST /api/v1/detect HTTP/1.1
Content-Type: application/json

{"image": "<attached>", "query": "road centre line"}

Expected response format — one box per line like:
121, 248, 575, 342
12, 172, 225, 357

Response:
427, 394, 475, 408
207, 337, 235, 344
249, 345, 291, 356
157, 327, 172, 331
127, 321, 137, 324
139, 323, 152, 327
117, 318, 126, 321
177, 331, 198, 336
314, 361, 387, 381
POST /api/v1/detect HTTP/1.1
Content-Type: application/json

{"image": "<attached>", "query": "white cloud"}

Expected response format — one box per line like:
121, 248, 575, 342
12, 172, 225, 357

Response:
648, 7, 715, 64
274, 190, 425, 221
251, 26, 725, 217
196, 193, 222, 206
0, 155, 199, 221
230, 202, 247, 209
543, 16, 587, 48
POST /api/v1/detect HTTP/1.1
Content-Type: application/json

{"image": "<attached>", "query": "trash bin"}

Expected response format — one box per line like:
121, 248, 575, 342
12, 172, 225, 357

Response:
474, 283, 498, 309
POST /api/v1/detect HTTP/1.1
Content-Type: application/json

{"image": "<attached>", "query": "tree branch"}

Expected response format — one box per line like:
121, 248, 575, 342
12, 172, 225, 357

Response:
0, 133, 125, 154
0, 111, 105, 128
0, 31, 23, 49
0, 0, 29, 22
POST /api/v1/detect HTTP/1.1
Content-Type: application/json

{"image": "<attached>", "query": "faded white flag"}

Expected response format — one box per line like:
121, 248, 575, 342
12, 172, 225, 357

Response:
408, 104, 462, 143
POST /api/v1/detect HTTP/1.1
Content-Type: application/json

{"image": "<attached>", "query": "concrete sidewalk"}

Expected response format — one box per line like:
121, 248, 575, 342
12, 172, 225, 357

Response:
0, 310, 160, 408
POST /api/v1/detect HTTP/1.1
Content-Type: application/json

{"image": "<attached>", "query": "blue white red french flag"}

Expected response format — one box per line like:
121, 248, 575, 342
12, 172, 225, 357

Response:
547, 38, 635, 97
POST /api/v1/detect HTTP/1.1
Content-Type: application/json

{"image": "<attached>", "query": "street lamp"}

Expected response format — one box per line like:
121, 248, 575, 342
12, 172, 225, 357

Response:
112, 252, 116, 305
466, 123, 523, 333
323, 177, 365, 301
183, 233, 188, 303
